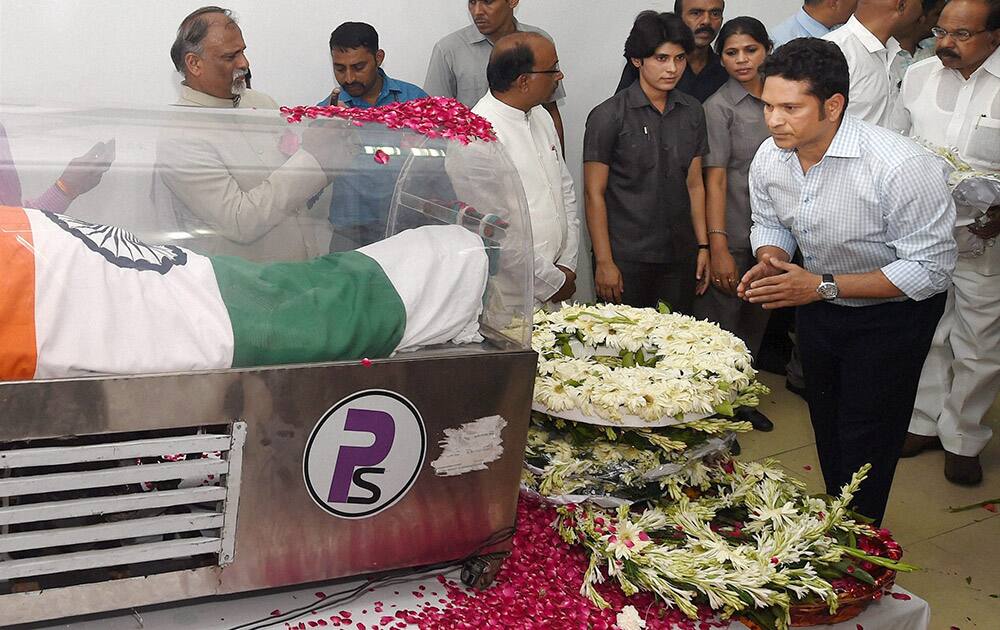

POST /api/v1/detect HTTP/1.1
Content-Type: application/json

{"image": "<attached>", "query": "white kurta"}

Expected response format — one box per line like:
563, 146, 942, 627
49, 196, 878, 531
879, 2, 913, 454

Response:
824, 16, 902, 127
472, 91, 579, 303
894, 49, 1000, 456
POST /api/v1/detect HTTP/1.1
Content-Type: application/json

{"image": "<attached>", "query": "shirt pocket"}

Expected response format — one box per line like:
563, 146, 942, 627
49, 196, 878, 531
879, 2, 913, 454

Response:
613, 128, 655, 174
730, 119, 766, 166
965, 116, 1000, 167
670, 116, 702, 174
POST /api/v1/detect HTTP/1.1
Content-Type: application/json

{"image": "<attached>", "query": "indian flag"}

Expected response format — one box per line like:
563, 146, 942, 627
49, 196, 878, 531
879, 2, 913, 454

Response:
0, 206, 488, 381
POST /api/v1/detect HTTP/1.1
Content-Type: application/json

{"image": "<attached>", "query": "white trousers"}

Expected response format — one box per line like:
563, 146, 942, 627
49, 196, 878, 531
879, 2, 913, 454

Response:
910, 265, 1000, 456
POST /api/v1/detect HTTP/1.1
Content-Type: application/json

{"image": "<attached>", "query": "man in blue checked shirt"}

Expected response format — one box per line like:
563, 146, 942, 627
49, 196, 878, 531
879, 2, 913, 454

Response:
319, 22, 428, 251
737, 38, 956, 526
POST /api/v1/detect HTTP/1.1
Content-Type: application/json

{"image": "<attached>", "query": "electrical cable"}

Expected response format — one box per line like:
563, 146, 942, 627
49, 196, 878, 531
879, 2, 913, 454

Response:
226, 525, 515, 630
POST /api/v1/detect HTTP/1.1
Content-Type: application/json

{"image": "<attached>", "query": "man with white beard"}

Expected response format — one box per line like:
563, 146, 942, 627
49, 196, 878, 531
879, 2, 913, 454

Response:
156, 6, 336, 261
170, 6, 277, 109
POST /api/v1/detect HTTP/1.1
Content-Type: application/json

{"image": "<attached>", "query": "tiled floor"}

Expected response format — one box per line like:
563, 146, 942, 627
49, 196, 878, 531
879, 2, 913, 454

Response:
743, 371, 1000, 630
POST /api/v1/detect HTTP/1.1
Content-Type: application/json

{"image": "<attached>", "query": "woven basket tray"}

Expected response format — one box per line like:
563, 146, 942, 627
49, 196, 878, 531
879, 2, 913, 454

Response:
739, 569, 896, 629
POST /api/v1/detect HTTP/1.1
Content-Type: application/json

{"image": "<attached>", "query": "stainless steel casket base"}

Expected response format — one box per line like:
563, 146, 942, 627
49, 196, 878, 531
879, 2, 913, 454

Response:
0, 350, 536, 625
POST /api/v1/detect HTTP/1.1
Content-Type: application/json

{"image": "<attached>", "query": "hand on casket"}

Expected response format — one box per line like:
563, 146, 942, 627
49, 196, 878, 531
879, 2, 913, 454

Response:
58, 139, 115, 198
301, 120, 360, 183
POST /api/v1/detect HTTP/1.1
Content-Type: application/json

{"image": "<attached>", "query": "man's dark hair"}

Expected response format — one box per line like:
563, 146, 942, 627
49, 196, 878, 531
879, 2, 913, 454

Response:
170, 6, 234, 75
624, 11, 695, 59
329, 22, 379, 54
674, 0, 685, 13
759, 37, 851, 110
487, 41, 536, 92
715, 16, 773, 55
987, 0, 1000, 31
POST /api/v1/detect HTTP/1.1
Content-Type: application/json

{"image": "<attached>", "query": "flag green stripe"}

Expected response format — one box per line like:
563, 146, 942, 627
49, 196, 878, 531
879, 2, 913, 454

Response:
210, 251, 406, 368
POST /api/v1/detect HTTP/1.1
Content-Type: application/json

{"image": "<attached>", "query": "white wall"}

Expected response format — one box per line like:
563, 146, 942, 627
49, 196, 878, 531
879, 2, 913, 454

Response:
0, 0, 800, 297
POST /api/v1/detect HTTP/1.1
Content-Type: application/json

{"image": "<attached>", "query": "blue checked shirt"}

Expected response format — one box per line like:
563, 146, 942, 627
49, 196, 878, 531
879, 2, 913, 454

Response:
749, 114, 956, 307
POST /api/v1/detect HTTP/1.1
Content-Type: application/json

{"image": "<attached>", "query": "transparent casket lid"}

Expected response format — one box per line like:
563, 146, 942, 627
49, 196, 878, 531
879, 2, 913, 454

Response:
0, 103, 534, 382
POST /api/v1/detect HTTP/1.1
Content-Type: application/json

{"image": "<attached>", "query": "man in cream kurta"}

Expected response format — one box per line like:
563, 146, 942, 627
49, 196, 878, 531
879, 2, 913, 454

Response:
473, 32, 579, 304
891, 0, 1000, 485
155, 7, 332, 261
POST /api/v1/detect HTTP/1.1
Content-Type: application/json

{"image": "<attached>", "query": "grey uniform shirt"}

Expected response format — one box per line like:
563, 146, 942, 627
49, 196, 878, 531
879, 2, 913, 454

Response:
583, 81, 708, 264
703, 78, 771, 252
423, 21, 567, 108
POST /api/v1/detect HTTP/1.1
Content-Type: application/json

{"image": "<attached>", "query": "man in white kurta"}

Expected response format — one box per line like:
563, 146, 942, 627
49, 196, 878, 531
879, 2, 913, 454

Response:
891, 0, 1000, 484
823, 1, 924, 125
472, 32, 579, 304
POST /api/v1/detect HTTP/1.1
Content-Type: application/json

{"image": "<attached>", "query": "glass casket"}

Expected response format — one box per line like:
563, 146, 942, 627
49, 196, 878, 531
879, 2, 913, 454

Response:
0, 102, 537, 624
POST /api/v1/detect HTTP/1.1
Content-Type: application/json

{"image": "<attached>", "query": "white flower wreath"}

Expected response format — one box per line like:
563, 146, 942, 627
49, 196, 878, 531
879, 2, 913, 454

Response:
532, 304, 766, 426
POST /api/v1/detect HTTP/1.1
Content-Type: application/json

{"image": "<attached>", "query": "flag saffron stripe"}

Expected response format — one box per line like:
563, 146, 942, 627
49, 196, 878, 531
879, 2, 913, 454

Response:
0, 206, 38, 380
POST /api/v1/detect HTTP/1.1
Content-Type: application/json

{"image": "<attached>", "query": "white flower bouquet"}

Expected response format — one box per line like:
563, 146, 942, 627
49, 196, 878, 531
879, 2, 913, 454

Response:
533, 304, 769, 427
555, 460, 914, 630
923, 141, 1000, 211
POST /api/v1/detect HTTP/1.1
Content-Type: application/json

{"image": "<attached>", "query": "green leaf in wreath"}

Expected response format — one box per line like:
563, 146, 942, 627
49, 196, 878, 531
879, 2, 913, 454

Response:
714, 402, 735, 417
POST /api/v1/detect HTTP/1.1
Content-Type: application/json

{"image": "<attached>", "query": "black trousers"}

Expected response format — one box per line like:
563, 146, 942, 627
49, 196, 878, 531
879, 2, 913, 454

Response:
796, 293, 946, 525
616, 258, 697, 315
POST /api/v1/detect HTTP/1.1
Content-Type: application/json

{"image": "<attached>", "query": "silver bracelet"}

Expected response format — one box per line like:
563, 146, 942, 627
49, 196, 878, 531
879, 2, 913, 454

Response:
708, 229, 728, 237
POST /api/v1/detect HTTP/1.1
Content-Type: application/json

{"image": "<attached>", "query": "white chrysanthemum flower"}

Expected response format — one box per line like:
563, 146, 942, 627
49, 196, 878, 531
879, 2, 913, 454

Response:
616, 605, 647, 630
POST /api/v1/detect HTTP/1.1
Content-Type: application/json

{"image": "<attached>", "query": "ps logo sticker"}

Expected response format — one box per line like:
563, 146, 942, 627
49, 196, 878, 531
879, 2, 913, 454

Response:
303, 390, 426, 519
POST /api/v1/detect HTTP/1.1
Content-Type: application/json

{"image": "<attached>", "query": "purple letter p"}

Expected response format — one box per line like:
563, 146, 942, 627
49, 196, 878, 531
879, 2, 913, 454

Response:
327, 408, 395, 503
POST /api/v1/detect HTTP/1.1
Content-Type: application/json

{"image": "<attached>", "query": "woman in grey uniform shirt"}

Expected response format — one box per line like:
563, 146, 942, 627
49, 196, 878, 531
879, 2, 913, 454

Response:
694, 17, 775, 431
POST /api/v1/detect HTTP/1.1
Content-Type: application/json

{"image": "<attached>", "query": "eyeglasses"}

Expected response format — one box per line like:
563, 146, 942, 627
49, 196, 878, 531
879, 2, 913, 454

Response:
930, 27, 990, 42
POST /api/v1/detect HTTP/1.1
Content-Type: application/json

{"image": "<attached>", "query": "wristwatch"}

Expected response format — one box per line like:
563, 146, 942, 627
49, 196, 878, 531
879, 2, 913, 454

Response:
817, 274, 839, 301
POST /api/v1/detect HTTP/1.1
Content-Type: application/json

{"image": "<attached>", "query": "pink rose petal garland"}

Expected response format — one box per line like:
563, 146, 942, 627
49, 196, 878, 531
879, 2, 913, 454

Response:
390, 495, 725, 630
281, 97, 498, 145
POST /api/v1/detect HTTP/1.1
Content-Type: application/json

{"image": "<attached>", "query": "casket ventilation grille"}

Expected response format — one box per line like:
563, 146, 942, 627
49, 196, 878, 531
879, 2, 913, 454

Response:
0, 422, 246, 593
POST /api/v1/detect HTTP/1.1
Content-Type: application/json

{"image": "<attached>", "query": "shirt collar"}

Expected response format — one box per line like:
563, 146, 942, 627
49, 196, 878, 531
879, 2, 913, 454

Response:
480, 90, 532, 122
825, 114, 863, 159
625, 79, 688, 113
796, 7, 830, 38
980, 46, 1000, 81
177, 83, 238, 108
720, 77, 759, 105
340, 69, 400, 107
460, 19, 522, 46
845, 15, 891, 54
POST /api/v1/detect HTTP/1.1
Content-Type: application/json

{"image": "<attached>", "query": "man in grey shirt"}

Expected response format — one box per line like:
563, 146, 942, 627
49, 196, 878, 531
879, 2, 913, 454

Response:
423, 0, 565, 147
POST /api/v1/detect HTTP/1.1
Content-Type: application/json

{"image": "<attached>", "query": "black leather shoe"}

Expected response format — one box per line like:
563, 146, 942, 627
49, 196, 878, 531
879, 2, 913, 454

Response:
785, 379, 807, 400
945, 452, 982, 486
736, 407, 774, 432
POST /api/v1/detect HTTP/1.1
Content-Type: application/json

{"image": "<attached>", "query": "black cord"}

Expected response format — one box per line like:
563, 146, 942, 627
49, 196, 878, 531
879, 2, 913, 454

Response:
227, 525, 516, 630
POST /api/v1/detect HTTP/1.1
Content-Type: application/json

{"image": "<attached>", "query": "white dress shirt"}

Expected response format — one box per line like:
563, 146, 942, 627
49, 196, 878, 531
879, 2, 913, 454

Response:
750, 114, 956, 306
473, 91, 579, 302
892, 48, 1000, 274
824, 16, 902, 126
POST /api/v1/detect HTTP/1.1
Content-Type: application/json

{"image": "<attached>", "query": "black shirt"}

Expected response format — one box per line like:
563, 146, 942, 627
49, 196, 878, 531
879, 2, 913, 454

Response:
614, 50, 729, 103
583, 81, 708, 264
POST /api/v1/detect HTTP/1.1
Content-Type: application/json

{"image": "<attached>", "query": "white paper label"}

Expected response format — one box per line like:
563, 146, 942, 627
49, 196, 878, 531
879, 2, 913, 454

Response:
431, 415, 506, 477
